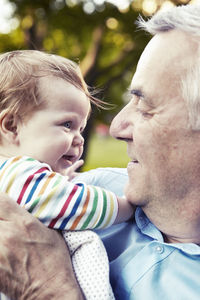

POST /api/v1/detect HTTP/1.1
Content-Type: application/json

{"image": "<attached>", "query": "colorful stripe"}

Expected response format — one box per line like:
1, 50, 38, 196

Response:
59, 183, 85, 230
0, 156, 118, 231
70, 187, 90, 230
17, 167, 48, 204
48, 184, 79, 228
94, 189, 107, 228
81, 186, 98, 229
0, 156, 21, 181
25, 173, 46, 204
34, 174, 60, 216
101, 191, 115, 228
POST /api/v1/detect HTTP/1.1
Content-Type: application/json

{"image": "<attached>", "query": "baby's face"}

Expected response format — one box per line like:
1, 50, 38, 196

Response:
16, 76, 91, 174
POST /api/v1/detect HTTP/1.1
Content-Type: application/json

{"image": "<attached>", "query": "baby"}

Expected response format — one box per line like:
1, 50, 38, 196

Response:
0, 50, 133, 299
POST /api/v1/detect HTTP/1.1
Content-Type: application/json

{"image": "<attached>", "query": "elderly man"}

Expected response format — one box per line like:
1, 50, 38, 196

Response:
0, 4, 200, 300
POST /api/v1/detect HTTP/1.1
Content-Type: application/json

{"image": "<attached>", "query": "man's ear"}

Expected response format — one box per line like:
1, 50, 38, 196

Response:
0, 111, 19, 143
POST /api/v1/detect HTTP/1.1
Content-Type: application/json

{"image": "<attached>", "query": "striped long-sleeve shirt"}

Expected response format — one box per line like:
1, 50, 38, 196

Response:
0, 156, 118, 230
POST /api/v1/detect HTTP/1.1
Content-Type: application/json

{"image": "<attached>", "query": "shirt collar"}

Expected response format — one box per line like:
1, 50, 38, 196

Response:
135, 207, 200, 255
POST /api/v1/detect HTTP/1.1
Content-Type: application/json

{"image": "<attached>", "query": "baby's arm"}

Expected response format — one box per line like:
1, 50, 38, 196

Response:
73, 167, 135, 224
114, 196, 135, 224
63, 162, 134, 225
65, 162, 135, 224
0, 157, 119, 230
66, 164, 134, 225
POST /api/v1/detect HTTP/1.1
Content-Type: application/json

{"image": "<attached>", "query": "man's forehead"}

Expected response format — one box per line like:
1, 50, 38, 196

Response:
131, 30, 199, 90
137, 30, 196, 68
136, 35, 160, 70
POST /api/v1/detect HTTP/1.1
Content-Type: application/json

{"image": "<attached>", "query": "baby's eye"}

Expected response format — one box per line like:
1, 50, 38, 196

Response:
62, 121, 72, 129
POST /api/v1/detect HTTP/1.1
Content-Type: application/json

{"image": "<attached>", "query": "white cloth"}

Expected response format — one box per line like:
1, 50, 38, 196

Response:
63, 230, 115, 300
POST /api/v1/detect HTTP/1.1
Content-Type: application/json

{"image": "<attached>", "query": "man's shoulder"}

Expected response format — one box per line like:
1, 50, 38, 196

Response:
73, 167, 128, 196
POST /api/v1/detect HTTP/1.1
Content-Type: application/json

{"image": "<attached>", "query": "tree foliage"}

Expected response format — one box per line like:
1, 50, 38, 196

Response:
0, 0, 192, 157
0, 1, 151, 119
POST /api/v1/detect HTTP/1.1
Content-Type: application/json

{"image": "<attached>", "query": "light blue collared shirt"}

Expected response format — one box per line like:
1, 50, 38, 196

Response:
74, 167, 200, 300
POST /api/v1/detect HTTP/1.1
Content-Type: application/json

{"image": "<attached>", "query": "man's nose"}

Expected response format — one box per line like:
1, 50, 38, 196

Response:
109, 106, 133, 141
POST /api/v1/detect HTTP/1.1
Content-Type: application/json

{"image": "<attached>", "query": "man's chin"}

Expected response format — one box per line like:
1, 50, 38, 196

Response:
124, 183, 136, 205
124, 182, 145, 206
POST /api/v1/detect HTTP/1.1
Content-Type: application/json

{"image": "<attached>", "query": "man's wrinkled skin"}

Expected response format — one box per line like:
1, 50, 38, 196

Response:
0, 193, 83, 300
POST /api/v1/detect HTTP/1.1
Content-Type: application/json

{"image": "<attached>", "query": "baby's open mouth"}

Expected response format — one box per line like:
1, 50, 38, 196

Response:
62, 155, 76, 163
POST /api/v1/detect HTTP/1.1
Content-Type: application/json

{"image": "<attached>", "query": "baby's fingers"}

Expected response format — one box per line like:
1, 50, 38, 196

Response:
65, 159, 84, 180
71, 159, 84, 172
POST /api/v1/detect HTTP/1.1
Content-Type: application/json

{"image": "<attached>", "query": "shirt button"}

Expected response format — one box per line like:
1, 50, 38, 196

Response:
155, 245, 164, 254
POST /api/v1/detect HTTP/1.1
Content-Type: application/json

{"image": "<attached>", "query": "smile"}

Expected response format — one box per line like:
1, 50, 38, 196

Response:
132, 160, 139, 163
127, 160, 139, 171
62, 155, 77, 164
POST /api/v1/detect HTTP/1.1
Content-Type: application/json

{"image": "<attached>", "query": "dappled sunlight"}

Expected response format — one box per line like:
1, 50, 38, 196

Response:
106, 17, 118, 30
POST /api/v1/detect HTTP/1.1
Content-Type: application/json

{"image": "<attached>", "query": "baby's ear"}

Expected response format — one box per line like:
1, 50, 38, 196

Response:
0, 112, 19, 143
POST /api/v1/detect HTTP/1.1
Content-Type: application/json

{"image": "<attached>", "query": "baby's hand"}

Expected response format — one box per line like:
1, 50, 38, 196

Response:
65, 159, 84, 181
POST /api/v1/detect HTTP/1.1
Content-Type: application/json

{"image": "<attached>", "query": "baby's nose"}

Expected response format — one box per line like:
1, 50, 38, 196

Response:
72, 134, 84, 147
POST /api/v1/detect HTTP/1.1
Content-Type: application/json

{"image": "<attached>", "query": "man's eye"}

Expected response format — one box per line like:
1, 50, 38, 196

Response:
80, 127, 85, 134
136, 108, 152, 119
62, 121, 72, 129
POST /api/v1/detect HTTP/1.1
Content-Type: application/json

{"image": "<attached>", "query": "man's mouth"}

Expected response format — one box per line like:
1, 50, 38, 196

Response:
127, 159, 139, 170
132, 159, 139, 163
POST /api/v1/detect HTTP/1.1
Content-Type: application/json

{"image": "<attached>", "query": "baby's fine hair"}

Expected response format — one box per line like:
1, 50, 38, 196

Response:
0, 50, 101, 121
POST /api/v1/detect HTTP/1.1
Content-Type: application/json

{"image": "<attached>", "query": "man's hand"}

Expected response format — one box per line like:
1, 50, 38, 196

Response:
0, 193, 83, 300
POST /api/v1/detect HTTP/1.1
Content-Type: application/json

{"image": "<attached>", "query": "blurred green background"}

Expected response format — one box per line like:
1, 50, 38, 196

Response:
0, 0, 197, 170
83, 134, 129, 171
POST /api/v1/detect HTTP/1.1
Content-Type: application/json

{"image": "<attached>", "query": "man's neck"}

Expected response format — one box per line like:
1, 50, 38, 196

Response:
142, 202, 200, 245
163, 233, 200, 245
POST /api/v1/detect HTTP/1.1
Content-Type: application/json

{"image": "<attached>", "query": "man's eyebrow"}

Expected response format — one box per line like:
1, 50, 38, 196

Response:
130, 89, 145, 99
130, 88, 155, 108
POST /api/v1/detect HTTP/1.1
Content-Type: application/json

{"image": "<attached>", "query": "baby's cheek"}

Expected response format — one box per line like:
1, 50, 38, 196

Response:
78, 145, 84, 159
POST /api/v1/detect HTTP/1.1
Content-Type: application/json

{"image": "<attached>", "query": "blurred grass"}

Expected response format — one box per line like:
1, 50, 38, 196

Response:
83, 134, 129, 171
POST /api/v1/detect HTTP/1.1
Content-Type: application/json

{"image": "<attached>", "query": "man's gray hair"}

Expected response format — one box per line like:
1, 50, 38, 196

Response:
137, 5, 200, 130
